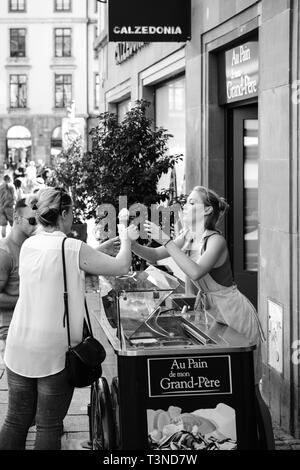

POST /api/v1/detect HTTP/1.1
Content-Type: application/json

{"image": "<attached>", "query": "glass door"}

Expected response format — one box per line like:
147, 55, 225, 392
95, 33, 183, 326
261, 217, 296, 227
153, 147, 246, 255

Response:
228, 105, 258, 308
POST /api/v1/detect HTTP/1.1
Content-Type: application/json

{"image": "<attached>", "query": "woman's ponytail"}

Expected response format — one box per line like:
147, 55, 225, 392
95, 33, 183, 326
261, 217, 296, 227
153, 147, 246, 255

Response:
218, 197, 230, 216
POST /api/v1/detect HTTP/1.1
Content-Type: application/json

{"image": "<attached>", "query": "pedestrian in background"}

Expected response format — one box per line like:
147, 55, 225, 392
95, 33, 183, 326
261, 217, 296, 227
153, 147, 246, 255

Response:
0, 198, 36, 365
0, 175, 17, 238
13, 178, 24, 201
0, 186, 139, 450
25, 160, 37, 193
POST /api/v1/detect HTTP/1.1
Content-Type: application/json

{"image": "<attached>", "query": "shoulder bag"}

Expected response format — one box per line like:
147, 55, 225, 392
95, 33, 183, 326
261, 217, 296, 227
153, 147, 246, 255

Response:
62, 237, 106, 388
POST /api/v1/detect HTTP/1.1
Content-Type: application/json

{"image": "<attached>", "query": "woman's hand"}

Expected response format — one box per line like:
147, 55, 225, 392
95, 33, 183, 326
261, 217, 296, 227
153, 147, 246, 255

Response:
143, 220, 170, 245
118, 223, 140, 241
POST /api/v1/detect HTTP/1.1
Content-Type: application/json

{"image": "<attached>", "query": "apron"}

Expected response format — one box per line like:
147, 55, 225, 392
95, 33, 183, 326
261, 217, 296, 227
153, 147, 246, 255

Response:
184, 229, 265, 384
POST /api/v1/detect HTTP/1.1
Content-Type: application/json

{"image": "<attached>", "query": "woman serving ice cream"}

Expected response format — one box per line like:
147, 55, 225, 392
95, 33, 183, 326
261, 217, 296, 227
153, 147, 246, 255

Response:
132, 186, 274, 449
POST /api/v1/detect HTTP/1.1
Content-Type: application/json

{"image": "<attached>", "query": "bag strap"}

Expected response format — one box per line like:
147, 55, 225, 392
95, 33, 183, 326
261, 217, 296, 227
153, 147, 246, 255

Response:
62, 237, 94, 350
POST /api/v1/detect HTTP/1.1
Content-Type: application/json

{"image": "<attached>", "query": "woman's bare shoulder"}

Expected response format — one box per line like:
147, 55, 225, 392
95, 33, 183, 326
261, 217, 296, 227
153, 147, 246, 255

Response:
206, 233, 227, 250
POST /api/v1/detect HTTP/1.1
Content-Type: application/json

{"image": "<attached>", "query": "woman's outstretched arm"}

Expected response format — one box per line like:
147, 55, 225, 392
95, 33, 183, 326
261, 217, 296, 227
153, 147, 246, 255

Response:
131, 231, 186, 264
144, 221, 227, 281
79, 225, 139, 276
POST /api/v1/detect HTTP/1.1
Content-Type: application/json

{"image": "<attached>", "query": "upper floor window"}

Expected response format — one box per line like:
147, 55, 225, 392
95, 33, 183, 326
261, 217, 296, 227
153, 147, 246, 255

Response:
55, 28, 71, 57
99, 1, 107, 34
55, 74, 72, 108
55, 0, 71, 11
10, 74, 27, 108
10, 28, 26, 57
95, 73, 100, 109
9, 0, 26, 11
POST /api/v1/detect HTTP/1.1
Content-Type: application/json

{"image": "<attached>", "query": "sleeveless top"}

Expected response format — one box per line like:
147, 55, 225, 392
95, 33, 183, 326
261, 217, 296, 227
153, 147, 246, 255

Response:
4, 231, 85, 378
200, 234, 233, 287
182, 229, 264, 384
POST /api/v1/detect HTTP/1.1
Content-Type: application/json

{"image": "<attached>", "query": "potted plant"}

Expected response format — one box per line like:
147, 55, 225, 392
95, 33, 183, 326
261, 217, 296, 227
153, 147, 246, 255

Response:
47, 137, 91, 242
87, 99, 183, 268
87, 99, 182, 208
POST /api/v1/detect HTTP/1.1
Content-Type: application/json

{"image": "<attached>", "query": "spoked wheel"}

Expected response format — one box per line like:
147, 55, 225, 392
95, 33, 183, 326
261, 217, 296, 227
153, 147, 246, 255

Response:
111, 377, 120, 449
90, 377, 115, 450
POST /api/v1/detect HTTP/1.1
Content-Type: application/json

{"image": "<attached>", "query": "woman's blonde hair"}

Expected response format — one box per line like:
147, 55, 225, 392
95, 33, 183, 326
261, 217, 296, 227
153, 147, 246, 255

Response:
192, 186, 229, 230
29, 187, 72, 227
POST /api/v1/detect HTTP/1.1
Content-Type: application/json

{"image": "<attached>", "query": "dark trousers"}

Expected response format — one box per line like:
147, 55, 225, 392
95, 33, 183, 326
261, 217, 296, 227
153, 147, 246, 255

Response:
0, 366, 74, 450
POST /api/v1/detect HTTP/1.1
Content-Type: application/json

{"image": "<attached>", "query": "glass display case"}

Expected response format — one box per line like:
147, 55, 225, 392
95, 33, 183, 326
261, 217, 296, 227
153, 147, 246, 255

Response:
98, 265, 253, 354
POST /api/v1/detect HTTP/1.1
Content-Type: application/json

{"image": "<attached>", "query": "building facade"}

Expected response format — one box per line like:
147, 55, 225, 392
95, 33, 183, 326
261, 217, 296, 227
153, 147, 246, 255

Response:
0, 0, 99, 168
95, 0, 300, 436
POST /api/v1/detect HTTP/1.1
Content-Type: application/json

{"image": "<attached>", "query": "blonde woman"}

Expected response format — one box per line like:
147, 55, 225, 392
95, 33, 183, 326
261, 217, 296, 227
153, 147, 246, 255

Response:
132, 185, 274, 447
0, 187, 138, 450
133, 186, 263, 376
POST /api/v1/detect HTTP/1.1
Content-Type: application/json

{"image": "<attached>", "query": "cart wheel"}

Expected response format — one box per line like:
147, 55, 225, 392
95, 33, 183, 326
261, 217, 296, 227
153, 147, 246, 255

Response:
90, 377, 115, 450
111, 377, 120, 449
255, 387, 275, 449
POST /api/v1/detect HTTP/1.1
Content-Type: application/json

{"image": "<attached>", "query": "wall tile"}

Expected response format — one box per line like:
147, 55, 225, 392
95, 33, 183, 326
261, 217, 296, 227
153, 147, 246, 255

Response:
260, 10, 290, 90
262, 0, 290, 21
259, 159, 290, 232
260, 86, 290, 161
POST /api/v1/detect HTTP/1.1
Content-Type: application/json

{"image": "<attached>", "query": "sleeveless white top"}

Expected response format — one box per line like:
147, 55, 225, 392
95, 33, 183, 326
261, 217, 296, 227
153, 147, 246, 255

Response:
4, 231, 85, 377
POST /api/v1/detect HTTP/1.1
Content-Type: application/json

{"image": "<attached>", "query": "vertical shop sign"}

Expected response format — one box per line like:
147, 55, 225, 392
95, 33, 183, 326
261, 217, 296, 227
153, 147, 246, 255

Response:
108, 0, 191, 42
220, 41, 259, 104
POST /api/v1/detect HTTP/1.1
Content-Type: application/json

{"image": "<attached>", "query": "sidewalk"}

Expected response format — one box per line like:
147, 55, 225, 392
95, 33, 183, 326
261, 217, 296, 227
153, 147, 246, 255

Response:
1, 225, 300, 450
2, 344, 300, 451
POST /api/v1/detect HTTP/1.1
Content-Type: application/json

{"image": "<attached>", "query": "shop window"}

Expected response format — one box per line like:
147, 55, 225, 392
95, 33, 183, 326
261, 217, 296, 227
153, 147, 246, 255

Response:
155, 75, 186, 198
55, 28, 71, 57
98, 1, 107, 34
10, 74, 27, 108
55, 0, 71, 11
55, 74, 72, 108
95, 73, 100, 109
10, 28, 26, 57
9, 0, 25, 11
116, 98, 130, 123
243, 119, 258, 272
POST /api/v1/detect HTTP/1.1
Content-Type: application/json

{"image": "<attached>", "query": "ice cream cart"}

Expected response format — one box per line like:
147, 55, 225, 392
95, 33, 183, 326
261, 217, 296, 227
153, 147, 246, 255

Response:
88, 265, 271, 451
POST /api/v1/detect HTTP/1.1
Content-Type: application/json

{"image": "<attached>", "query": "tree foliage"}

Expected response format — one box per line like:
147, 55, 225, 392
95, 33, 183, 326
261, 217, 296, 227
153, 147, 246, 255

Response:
49, 99, 183, 224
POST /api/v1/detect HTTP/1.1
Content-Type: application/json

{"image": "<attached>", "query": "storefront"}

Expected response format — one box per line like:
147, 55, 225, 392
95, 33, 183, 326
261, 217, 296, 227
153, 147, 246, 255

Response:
96, 0, 300, 437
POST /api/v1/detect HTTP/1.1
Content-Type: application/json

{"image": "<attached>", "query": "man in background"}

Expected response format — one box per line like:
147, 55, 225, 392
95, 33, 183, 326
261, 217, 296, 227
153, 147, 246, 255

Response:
0, 198, 36, 366
0, 175, 16, 238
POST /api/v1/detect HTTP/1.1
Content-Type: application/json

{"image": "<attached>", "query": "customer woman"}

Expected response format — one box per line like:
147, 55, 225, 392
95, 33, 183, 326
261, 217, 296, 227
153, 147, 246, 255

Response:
132, 185, 274, 448
0, 187, 139, 450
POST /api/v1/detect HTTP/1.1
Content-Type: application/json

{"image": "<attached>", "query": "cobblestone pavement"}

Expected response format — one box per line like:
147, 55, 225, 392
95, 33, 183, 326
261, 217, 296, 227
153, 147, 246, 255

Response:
273, 424, 300, 450
2, 358, 300, 450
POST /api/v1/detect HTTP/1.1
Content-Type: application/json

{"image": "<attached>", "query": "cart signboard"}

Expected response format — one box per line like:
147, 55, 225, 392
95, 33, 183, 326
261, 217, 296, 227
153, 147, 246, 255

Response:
148, 355, 232, 397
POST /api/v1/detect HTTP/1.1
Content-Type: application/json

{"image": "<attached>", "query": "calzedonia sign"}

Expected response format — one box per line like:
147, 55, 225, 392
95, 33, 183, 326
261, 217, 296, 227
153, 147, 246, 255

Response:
148, 355, 232, 398
220, 41, 259, 104
108, 0, 191, 42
